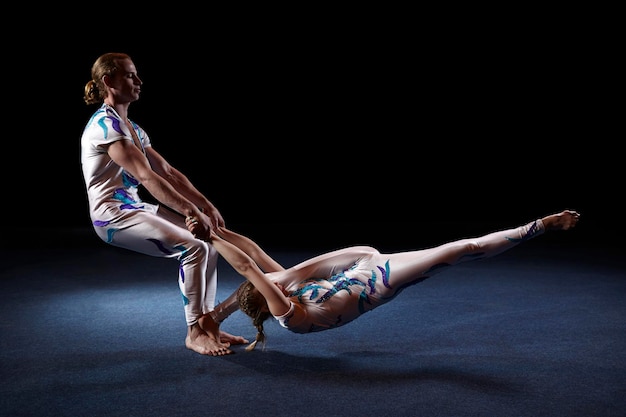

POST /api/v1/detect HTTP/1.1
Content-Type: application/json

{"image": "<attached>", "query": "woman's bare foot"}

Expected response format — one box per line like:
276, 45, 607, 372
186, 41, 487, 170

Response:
219, 330, 249, 345
542, 210, 581, 231
185, 322, 233, 356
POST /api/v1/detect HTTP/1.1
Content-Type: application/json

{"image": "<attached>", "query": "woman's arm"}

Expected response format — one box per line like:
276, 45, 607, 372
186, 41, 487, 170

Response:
214, 227, 285, 273
208, 231, 291, 317
205, 226, 284, 323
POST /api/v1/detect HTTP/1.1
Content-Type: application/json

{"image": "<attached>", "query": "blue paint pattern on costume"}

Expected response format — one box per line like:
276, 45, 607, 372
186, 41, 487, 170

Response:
367, 270, 377, 294
316, 275, 365, 303
282, 259, 396, 332
174, 243, 190, 304
290, 259, 392, 317
357, 288, 372, 313
113, 188, 137, 205
290, 279, 324, 301
109, 115, 125, 135
97, 116, 109, 138
113, 185, 145, 211
181, 292, 189, 306
147, 238, 174, 255
122, 171, 139, 188
507, 220, 539, 242
92, 220, 117, 243
175, 245, 189, 283
120, 203, 144, 210
106, 228, 118, 243
380, 260, 391, 288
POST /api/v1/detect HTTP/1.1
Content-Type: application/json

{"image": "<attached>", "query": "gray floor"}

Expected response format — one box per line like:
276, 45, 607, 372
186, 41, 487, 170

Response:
1, 227, 624, 417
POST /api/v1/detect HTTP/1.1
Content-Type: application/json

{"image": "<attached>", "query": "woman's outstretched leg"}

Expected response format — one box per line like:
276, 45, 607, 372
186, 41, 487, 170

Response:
381, 210, 581, 290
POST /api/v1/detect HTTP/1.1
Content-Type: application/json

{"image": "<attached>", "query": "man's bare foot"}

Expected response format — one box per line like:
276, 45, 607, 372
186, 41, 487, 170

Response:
542, 210, 581, 231
196, 314, 249, 347
198, 314, 233, 345
185, 323, 233, 356
219, 330, 249, 345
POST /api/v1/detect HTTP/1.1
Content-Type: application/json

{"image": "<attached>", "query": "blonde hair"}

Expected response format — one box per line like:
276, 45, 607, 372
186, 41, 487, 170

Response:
83, 52, 131, 105
236, 281, 272, 351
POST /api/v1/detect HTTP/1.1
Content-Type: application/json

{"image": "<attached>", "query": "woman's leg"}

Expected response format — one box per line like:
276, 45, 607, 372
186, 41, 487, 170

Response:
381, 210, 580, 294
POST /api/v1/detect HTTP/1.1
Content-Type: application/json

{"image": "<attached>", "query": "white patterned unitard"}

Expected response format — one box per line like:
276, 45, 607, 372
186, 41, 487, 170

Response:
80, 104, 217, 326
269, 219, 546, 333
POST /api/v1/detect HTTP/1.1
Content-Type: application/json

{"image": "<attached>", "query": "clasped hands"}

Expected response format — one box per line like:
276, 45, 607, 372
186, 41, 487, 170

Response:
185, 214, 215, 241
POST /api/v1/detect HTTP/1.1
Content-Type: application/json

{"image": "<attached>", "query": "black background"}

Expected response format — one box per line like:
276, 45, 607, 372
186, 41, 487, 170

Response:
4, 12, 618, 248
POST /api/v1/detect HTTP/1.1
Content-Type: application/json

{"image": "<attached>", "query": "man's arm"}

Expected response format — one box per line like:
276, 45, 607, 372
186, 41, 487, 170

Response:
107, 140, 204, 221
145, 147, 224, 228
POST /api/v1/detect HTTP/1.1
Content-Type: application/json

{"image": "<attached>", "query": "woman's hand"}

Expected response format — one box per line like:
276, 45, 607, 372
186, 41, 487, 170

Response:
185, 214, 211, 241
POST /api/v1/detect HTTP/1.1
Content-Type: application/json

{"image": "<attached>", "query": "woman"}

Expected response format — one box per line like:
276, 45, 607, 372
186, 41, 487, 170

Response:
80, 52, 246, 356
189, 210, 581, 351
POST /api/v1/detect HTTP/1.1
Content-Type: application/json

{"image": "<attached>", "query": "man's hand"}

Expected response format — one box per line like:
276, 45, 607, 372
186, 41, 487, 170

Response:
185, 215, 210, 240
